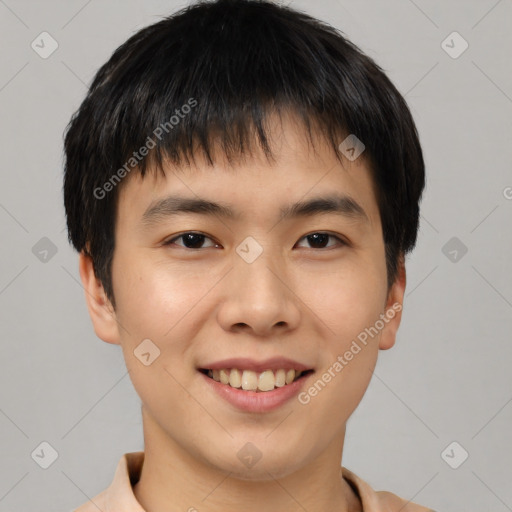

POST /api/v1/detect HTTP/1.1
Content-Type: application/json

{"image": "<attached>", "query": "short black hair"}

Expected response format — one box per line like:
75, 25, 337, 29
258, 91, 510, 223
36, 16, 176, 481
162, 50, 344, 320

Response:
63, 0, 425, 308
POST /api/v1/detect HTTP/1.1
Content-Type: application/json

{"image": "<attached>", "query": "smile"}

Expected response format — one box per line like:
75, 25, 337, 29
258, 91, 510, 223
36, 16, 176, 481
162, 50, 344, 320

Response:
200, 368, 314, 392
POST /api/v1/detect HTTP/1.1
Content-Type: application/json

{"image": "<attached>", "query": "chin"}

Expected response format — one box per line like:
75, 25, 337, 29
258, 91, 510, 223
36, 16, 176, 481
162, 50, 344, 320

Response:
225, 460, 303, 482
205, 442, 308, 481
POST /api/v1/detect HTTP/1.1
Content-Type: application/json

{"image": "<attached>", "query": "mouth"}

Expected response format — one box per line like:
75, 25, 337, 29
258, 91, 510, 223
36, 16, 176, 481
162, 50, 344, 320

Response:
198, 367, 315, 393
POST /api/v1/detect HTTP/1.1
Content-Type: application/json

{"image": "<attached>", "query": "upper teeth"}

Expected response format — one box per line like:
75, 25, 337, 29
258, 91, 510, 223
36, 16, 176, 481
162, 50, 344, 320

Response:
207, 368, 303, 392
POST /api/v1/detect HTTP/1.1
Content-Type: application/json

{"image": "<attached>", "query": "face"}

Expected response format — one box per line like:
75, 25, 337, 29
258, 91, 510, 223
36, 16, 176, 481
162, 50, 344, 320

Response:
81, 113, 405, 480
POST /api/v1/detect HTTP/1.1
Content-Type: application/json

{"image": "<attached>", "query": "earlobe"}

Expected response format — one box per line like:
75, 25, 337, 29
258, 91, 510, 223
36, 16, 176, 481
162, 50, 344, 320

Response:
78, 251, 121, 345
378, 256, 406, 351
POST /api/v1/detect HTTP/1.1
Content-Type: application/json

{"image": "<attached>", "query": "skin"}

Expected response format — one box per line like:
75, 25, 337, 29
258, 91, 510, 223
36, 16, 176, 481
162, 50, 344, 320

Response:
79, 112, 406, 512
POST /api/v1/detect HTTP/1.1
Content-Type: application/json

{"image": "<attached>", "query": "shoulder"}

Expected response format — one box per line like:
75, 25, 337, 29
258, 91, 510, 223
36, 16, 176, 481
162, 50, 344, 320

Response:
71, 452, 146, 512
376, 490, 435, 511
341, 466, 434, 512
72, 489, 108, 512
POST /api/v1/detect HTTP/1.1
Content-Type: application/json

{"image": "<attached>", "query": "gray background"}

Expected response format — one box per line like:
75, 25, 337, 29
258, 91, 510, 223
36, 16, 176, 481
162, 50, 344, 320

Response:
0, 0, 511, 510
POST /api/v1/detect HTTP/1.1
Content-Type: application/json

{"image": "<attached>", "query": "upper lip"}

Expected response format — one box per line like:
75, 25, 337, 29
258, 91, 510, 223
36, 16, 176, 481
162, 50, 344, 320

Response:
199, 357, 313, 373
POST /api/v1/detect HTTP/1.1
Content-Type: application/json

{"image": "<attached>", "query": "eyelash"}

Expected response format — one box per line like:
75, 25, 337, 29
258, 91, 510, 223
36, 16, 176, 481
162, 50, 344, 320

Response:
162, 231, 348, 250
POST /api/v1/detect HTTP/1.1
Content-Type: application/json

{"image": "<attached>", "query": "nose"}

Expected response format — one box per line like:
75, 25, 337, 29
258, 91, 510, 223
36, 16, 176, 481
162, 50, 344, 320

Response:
216, 249, 301, 337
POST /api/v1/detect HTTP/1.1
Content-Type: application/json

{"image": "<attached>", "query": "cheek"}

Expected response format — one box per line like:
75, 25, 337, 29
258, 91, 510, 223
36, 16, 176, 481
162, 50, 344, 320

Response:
299, 289, 383, 430
113, 254, 216, 341
302, 255, 387, 341
300, 254, 386, 406
111, 256, 209, 416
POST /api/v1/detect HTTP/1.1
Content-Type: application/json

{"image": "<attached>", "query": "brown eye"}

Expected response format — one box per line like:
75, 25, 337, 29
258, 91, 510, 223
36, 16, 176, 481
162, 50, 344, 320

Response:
296, 232, 346, 249
164, 232, 218, 249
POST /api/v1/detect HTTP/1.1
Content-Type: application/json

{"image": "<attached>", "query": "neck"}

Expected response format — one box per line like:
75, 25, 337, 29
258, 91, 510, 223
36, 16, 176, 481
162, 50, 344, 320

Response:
132, 407, 360, 512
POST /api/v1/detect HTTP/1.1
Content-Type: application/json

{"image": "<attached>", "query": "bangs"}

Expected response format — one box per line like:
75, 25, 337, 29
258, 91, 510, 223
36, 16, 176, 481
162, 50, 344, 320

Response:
83, 0, 385, 179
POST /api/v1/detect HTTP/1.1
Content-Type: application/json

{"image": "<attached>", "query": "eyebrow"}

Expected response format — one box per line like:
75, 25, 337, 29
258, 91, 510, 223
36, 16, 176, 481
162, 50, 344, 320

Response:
140, 194, 369, 227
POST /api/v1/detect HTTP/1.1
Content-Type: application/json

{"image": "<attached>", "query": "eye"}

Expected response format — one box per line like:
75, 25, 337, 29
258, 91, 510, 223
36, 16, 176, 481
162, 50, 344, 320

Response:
163, 232, 219, 249
163, 231, 347, 250
295, 232, 346, 250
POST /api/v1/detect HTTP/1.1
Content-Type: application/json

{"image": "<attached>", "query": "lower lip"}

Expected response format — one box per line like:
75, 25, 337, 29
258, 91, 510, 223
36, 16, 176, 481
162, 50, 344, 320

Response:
199, 371, 312, 413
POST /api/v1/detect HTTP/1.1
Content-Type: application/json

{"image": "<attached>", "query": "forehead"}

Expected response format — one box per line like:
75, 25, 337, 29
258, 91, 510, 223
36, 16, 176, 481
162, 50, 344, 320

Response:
115, 113, 380, 230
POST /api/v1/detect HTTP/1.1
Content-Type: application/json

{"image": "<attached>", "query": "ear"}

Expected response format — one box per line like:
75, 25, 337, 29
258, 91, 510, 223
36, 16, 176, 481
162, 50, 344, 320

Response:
378, 255, 406, 351
78, 251, 121, 345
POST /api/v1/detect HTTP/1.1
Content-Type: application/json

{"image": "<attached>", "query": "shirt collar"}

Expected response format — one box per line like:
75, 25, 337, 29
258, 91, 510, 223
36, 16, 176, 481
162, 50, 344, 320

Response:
106, 451, 146, 512
105, 451, 383, 512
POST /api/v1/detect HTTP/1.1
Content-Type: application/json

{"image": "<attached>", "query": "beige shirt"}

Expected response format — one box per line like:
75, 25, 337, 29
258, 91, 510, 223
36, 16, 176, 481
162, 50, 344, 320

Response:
73, 451, 434, 512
